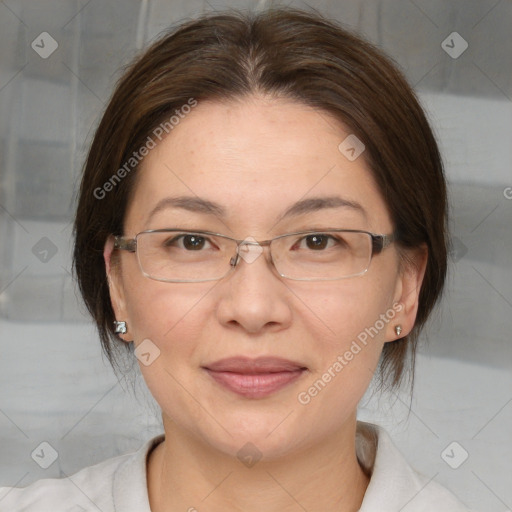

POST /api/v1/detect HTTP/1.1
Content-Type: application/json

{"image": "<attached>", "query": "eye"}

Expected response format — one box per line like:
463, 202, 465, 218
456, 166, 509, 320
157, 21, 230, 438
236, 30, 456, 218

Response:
305, 234, 329, 250
294, 233, 343, 251
164, 233, 212, 251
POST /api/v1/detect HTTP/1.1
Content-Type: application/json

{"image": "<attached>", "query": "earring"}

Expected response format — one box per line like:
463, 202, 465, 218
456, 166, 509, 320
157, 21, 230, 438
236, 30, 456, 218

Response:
114, 321, 127, 334
394, 325, 402, 337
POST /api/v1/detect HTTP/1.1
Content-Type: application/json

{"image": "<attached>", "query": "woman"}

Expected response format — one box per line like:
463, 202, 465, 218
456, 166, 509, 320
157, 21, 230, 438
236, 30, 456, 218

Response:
0, 7, 475, 511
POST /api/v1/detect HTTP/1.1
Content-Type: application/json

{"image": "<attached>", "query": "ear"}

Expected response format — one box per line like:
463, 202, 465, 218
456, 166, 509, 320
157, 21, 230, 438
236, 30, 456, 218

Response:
385, 244, 428, 342
104, 235, 131, 343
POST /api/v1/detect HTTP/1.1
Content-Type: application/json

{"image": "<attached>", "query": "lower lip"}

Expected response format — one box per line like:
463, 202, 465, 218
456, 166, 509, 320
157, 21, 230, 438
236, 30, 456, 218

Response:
204, 368, 307, 399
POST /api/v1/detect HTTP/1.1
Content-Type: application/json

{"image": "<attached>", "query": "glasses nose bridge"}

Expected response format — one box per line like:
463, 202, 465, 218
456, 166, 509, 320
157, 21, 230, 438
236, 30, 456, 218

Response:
229, 237, 274, 268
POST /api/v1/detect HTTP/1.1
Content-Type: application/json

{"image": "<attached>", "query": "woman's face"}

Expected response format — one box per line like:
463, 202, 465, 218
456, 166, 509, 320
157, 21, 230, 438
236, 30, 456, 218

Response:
106, 96, 423, 459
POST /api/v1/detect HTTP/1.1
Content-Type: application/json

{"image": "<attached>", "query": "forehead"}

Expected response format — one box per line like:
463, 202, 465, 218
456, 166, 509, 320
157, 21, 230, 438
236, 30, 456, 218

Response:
124, 96, 392, 234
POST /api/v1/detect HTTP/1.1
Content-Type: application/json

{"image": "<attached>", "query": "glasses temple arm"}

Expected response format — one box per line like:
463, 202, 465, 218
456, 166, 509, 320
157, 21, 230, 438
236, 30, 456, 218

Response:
371, 232, 396, 254
114, 236, 136, 252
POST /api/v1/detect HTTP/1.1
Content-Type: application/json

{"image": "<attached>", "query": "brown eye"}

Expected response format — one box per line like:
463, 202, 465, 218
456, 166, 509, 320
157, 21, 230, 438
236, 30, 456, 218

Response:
182, 234, 206, 250
164, 234, 209, 250
305, 234, 329, 250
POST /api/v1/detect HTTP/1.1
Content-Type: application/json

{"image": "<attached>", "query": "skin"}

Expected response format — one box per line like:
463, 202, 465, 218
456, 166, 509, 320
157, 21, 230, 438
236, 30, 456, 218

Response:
105, 95, 427, 512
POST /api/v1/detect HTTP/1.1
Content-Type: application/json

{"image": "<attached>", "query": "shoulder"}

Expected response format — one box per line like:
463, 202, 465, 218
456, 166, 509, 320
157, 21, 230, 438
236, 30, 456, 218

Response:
357, 421, 477, 512
0, 455, 122, 511
0, 434, 164, 512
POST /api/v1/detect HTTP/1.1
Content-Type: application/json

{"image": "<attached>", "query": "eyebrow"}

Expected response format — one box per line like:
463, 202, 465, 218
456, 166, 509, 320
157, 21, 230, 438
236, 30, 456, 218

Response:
146, 196, 226, 223
146, 195, 367, 224
276, 196, 367, 223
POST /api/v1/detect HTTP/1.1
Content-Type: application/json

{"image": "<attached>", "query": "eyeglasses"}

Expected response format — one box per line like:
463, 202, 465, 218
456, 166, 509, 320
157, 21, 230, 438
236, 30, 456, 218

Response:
113, 228, 395, 283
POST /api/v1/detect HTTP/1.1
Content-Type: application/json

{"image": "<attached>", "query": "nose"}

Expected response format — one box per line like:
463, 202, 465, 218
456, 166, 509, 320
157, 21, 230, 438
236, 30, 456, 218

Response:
215, 241, 293, 334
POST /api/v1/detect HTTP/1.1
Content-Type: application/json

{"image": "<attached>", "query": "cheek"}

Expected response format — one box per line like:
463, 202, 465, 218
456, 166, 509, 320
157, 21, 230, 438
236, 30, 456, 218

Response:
293, 279, 395, 402
121, 273, 218, 391
287, 283, 395, 443
123, 269, 214, 342
295, 277, 394, 349
122, 280, 217, 422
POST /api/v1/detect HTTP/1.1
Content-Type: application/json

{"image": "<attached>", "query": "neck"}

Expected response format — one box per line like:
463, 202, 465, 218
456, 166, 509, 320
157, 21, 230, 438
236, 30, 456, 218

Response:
147, 414, 370, 512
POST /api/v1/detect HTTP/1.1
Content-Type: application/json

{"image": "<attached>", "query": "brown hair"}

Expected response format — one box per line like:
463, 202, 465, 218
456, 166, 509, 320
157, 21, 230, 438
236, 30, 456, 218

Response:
73, 7, 447, 389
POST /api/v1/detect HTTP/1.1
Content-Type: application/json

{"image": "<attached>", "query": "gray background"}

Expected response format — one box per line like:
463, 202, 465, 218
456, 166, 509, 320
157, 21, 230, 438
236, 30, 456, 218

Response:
0, 1, 511, 511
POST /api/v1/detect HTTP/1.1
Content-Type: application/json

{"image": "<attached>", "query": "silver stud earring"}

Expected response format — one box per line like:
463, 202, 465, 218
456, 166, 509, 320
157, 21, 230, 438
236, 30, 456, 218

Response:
114, 321, 127, 334
394, 325, 402, 337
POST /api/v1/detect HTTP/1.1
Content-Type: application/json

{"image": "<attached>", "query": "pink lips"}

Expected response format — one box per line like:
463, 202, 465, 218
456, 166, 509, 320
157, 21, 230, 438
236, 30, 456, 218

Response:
203, 356, 308, 399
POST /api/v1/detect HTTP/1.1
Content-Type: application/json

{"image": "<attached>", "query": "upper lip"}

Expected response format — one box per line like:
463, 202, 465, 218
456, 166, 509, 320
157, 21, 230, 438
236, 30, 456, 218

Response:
203, 356, 307, 374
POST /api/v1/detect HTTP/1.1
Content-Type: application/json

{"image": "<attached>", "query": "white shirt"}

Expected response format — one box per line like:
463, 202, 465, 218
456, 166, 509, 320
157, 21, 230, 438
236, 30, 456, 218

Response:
0, 422, 475, 511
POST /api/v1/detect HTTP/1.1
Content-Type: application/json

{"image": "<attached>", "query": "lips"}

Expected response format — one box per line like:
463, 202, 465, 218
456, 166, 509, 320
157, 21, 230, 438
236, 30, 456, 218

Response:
202, 356, 308, 399
203, 356, 307, 373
